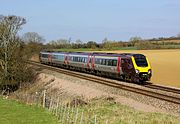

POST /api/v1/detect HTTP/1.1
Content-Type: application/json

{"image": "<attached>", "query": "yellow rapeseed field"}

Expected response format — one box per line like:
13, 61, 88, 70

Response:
110, 49, 180, 88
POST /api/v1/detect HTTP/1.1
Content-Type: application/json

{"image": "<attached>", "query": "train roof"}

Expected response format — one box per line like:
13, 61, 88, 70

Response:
40, 51, 144, 57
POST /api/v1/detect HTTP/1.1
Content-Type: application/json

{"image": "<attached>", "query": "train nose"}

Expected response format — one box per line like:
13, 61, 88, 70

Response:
139, 72, 151, 81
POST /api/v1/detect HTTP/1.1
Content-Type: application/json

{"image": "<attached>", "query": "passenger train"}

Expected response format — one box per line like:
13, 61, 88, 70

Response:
39, 51, 152, 83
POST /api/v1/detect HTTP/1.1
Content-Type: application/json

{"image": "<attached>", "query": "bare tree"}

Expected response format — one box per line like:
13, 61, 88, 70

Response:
22, 32, 45, 56
0, 15, 35, 90
0, 15, 26, 81
129, 36, 142, 46
22, 32, 45, 43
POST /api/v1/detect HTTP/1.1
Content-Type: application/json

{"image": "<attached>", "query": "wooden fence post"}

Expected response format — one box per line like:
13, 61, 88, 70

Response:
74, 108, 79, 124
80, 111, 84, 124
94, 115, 97, 124
43, 90, 46, 108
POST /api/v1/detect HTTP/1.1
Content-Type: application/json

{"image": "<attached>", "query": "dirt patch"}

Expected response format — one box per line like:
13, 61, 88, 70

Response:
29, 73, 167, 114
68, 98, 87, 107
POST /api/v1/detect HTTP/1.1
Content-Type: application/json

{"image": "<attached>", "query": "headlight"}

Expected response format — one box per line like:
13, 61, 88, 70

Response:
148, 69, 152, 74
135, 69, 139, 74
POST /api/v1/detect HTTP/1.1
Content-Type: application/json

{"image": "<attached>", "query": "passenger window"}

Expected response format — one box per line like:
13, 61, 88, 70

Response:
112, 60, 117, 66
84, 58, 87, 63
107, 60, 112, 66
102, 59, 106, 65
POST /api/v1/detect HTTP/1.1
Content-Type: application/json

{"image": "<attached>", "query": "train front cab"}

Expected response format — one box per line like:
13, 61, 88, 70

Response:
131, 54, 152, 82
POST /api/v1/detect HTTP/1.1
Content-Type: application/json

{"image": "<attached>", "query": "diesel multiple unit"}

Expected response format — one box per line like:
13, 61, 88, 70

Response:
39, 51, 152, 82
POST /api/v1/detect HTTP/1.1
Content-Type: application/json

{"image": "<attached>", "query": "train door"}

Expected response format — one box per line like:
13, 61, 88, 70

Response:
121, 58, 133, 75
48, 54, 52, 64
39, 53, 42, 63
120, 58, 125, 74
91, 55, 95, 70
87, 54, 90, 69
64, 53, 68, 65
117, 57, 120, 74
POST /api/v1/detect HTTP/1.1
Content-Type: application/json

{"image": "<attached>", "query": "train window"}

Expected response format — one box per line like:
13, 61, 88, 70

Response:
54, 55, 58, 59
80, 57, 83, 62
95, 58, 101, 64
73, 56, 78, 62
134, 55, 148, 67
107, 59, 113, 66
101, 59, 106, 65
42, 54, 48, 58
84, 58, 87, 63
112, 60, 117, 66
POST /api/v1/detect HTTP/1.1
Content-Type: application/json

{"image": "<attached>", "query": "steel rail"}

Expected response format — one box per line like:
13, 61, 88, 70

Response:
144, 84, 180, 94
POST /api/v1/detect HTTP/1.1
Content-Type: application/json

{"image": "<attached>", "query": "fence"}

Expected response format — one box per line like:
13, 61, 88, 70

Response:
10, 90, 110, 124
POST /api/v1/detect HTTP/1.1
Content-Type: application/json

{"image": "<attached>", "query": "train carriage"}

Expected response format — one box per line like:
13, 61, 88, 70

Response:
92, 53, 119, 76
39, 51, 152, 83
67, 52, 91, 71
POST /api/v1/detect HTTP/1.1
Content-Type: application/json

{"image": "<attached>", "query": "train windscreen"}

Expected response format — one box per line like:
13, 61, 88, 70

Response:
133, 54, 148, 67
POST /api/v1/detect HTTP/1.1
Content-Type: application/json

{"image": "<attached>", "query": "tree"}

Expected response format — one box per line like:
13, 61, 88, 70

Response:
129, 36, 142, 46
22, 32, 45, 43
22, 32, 45, 56
0, 15, 35, 90
75, 39, 82, 45
73, 39, 83, 49
86, 41, 97, 49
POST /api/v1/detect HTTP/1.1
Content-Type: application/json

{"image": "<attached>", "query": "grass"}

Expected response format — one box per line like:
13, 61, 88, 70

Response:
159, 44, 180, 49
78, 99, 180, 124
0, 97, 59, 124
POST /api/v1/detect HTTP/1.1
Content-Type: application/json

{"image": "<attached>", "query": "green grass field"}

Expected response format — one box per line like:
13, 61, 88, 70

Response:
0, 97, 58, 124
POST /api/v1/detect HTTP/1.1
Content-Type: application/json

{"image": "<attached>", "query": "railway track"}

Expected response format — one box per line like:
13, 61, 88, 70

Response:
144, 84, 180, 94
28, 61, 180, 105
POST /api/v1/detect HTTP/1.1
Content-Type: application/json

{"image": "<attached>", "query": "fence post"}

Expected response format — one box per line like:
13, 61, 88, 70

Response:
80, 111, 84, 124
61, 104, 67, 124
69, 104, 74, 124
66, 101, 71, 123
55, 101, 59, 116
105, 119, 108, 124
58, 102, 62, 120
74, 108, 79, 124
42, 90, 46, 108
94, 115, 97, 124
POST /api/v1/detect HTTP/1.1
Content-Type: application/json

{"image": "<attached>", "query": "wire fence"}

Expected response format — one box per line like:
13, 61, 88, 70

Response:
10, 90, 110, 124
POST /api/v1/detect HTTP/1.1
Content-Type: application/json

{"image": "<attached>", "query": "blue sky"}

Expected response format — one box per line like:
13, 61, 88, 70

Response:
1, 0, 180, 42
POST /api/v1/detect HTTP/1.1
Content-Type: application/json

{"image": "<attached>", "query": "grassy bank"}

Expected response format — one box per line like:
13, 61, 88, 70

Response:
49, 98, 180, 124
87, 99, 180, 124
0, 97, 58, 124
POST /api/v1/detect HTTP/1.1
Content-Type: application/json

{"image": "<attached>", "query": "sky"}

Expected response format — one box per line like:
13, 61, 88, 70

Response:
1, 0, 180, 43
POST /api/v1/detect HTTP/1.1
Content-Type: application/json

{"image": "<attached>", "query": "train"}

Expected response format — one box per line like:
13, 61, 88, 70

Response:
39, 51, 152, 83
